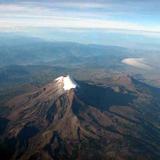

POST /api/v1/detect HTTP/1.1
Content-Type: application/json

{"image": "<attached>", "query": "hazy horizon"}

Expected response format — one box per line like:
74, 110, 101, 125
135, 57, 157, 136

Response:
0, 0, 160, 50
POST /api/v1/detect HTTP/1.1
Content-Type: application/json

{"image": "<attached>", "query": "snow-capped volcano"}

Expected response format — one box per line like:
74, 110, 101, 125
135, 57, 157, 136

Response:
55, 75, 77, 91
4, 74, 158, 160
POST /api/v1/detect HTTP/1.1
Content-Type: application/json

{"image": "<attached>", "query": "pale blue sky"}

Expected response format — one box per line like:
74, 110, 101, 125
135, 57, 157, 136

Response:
0, 0, 160, 49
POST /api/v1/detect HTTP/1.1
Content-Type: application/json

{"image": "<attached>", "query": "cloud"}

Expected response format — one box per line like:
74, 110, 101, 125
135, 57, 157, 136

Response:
0, 1, 160, 36
1, 17, 160, 36
0, 16, 144, 29
0, 4, 25, 11
122, 58, 152, 70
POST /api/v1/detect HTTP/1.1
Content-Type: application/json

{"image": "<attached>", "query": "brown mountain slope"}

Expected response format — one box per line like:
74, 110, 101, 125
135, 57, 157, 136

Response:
0, 75, 160, 160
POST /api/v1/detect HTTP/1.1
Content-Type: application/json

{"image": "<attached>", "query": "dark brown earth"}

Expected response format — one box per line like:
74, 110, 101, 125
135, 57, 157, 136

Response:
0, 75, 160, 160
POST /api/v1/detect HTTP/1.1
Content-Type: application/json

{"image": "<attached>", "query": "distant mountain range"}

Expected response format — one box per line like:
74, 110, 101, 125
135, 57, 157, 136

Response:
0, 35, 160, 87
0, 75, 160, 160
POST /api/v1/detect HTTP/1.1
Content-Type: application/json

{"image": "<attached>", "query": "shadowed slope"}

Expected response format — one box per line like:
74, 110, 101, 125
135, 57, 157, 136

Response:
0, 75, 160, 160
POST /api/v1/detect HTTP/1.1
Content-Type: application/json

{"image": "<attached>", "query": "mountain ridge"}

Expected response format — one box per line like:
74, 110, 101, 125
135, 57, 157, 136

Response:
0, 75, 160, 160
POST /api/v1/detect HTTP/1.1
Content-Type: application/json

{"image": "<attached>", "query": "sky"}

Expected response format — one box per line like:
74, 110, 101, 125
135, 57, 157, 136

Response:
0, 0, 160, 48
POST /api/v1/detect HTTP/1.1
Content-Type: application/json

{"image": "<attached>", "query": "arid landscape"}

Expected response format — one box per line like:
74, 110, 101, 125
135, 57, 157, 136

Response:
0, 72, 160, 160
0, 0, 160, 160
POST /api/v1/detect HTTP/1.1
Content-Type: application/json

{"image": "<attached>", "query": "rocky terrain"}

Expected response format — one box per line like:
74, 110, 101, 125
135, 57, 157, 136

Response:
0, 75, 160, 160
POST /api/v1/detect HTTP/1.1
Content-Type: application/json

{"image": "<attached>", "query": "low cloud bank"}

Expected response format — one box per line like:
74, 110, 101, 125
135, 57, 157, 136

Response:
122, 58, 152, 70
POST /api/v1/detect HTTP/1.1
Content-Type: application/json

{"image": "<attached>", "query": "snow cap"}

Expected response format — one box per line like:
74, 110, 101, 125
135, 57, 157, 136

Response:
55, 75, 77, 91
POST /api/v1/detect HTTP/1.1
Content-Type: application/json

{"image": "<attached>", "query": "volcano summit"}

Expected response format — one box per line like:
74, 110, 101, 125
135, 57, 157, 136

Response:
0, 75, 160, 160
55, 75, 77, 91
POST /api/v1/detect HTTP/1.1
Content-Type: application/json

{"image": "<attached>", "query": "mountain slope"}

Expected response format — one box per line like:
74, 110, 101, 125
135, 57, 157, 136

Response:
0, 75, 160, 160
